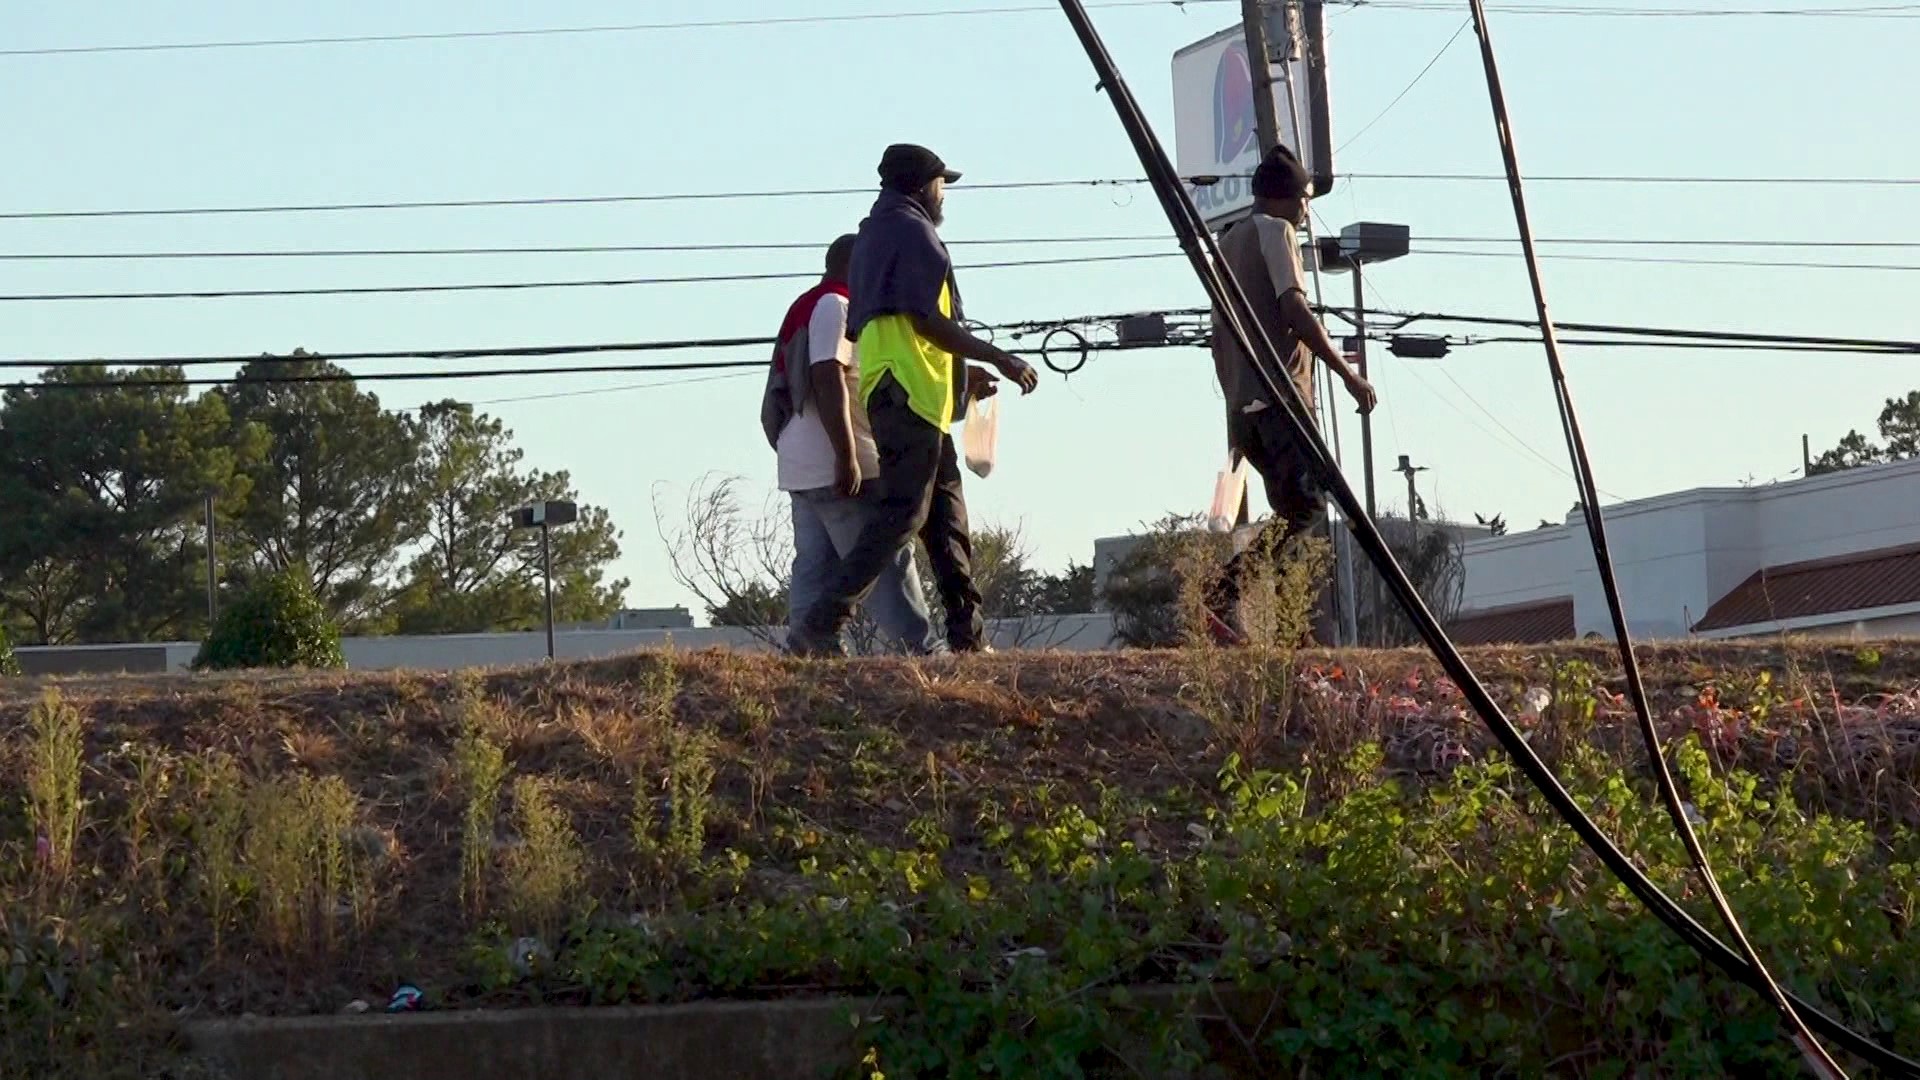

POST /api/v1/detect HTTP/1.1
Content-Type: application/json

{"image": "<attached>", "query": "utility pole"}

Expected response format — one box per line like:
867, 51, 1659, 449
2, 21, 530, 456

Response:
1802, 433, 1813, 476
1239, 0, 1284, 162
1397, 454, 1429, 530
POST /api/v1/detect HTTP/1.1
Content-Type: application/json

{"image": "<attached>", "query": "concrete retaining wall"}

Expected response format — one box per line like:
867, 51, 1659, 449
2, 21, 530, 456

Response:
188, 999, 871, 1080
15, 614, 1120, 677
187, 988, 1268, 1080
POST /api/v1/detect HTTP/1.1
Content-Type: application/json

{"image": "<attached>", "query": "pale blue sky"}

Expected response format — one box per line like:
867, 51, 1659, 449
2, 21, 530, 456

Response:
5, 1, 1917, 616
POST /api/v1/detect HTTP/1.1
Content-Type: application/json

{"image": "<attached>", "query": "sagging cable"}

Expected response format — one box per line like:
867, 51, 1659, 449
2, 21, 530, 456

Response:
1462, 2, 1845, 1074
1048, 0, 1919, 1073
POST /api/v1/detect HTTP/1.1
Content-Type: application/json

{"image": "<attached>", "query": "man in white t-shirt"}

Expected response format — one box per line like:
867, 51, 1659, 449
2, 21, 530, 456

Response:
772, 236, 936, 654
1206, 146, 1376, 646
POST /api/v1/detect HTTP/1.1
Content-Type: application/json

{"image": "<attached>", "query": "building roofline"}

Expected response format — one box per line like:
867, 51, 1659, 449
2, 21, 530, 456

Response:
1693, 599, 1920, 640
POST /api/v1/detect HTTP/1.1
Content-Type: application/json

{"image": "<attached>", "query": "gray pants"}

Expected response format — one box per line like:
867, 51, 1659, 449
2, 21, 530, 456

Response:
787, 488, 935, 654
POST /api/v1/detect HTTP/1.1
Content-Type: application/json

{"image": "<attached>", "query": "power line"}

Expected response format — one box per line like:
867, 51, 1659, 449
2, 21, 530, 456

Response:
7, 233, 1920, 263
0, 179, 1149, 222
5, 337, 1198, 391
427, 370, 757, 411
4, 247, 1913, 292
5, 171, 1915, 223
1418, 235, 1920, 250
0, 335, 776, 371
1345, 0, 1920, 15
14, 304, 1918, 373
1453, 335, 1915, 355
1336, 18, 1473, 155
4, 358, 766, 392
0, 311, 1135, 370
1409, 247, 1920, 272
0, 235, 1170, 262
1370, 307, 1920, 352
8, 244, 1917, 307
1, 0, 1898, 61
0, 1, 1227, 59
1345, 170, 1920, 185
1331, 251, 1620, 497
1426, 362, 1616, 494
0, 251, 1180, 303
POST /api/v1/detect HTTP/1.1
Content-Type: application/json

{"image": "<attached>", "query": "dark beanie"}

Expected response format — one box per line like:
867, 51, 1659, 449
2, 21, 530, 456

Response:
1251, 145, 1311, 200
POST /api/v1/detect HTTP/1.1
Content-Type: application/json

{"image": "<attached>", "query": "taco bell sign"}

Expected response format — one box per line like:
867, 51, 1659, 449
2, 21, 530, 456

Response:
1171, 22, 1333, 230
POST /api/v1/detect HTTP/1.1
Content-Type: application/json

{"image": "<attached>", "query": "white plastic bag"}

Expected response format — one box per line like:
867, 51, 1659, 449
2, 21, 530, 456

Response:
963, 394, 1000, 478
1207, 455, 1251, 532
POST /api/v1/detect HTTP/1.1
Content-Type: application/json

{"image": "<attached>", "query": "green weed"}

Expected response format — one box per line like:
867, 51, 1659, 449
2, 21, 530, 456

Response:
190, 752, 247, 955
121, 745, 175, 890
665, 724, 717, 866
25, 689, 86, 898
502, 777, 585, 937
455, 706, 510, 919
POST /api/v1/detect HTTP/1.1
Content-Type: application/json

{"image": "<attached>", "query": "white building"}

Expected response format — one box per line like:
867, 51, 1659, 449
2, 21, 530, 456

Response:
1453, 457, 1920, 643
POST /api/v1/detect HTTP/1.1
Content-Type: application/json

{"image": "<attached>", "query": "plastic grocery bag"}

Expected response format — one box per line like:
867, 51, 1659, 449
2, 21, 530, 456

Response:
964, 394, 1000, 478
1207, 455, 1251, 532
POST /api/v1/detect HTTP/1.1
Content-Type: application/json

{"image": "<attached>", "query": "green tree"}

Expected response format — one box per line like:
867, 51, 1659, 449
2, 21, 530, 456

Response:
1809, 390, 1920, 476
0, 366, 254, 644
218, 355, 425, 629
1878, 389, 1920, 460
1030, 562, 1098, 615
706, 580, 787, 628
389, 401, 626, 634
0, 624, 20, 677
1809, 430, 1885, 477
195, 564, 346, 670
1100, 513, 1457, 648
969, 524, 1042, 618
1100, 514, 1221, 648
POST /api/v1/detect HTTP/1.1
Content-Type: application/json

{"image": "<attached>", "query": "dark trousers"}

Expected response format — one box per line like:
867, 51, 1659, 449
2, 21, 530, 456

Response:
804, 376, 986, 650
1208, 406, 1336, 643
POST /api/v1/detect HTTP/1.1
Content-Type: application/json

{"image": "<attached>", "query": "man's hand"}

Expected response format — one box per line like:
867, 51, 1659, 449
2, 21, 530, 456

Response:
965, 364, 1001, 402
1344, 372, 1378, 415
833, 452, 862, 499
992, 351, 1039, 395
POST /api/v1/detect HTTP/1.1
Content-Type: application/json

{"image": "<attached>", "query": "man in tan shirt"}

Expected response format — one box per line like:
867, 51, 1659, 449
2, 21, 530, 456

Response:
1206, 145, 1376, 645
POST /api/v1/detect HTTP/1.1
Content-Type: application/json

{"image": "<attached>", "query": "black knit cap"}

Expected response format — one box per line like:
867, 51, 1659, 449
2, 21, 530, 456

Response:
1251, 145, 1311, 200
878, 144, 962, 191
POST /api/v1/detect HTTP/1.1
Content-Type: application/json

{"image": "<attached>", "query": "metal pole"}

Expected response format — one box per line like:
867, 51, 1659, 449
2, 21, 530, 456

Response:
204, 493, 218, 625
1352, 262, 1378, 645
1405, 464, 1420, 524
541, 523, 555, 660
1352, 262, 1376, 522
1802, 433, 1812, 476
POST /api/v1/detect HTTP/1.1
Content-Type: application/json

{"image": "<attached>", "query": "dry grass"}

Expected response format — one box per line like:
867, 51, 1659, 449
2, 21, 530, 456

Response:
0, 639, 1916, 1025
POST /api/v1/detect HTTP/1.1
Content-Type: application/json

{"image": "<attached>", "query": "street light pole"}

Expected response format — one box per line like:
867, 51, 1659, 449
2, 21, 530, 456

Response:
540, 522, 555, 661
512, 500, 578, 663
